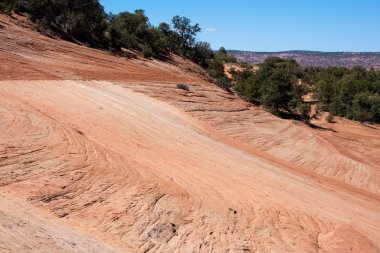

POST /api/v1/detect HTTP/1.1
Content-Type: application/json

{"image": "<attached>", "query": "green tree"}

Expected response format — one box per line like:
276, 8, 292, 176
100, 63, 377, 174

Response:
158, 22, 170, 34
297, 103, 311, 123
257, 58, 304, 114
109, 10, 149, 50
313, 80, 333, 110
369, 96, 380, 123
108, 10, 173, 56
218, 47, 227, 55
26, 0, 107, 45
171, 15, 201, 55
189, 41, 214, 68
234, 57, 306, 116
350, 92, 373, 122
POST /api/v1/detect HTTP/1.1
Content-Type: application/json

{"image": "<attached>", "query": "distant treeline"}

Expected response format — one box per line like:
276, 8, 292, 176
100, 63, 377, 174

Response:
231, 58, 380, 123
0, 0, 236, 88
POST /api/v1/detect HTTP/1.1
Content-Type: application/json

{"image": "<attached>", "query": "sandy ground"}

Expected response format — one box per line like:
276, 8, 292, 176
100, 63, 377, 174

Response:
0, 14, 379, 253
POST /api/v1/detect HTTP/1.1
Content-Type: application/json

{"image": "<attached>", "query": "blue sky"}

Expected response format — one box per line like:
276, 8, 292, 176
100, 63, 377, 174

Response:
99, 0, 380, 52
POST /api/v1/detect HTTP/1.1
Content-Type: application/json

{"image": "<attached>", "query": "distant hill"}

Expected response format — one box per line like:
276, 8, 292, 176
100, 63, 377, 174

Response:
228, 50, 380, 69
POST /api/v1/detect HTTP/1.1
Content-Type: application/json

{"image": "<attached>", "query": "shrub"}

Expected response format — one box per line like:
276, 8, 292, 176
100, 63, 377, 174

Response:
176, 84, 189, 91
142, 45, 153, 58
207, 49, 232, 89
326, 113, 335, 123
298, 103, 311, 123
188, 41, 214, 68
370, 96, 380, 123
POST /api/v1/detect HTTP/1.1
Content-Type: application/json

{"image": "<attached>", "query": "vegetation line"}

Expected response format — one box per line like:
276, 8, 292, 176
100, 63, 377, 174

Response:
1, 0, 379, 124
0, 0, 235, 89
231, 58, 380, 123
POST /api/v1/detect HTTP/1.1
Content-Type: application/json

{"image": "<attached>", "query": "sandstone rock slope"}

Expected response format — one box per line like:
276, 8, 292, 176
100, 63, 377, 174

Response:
0, 14, 379, 253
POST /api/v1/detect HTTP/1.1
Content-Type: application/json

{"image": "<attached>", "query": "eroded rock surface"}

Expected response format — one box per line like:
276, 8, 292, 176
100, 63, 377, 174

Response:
0, 81, 378, 252
0, 14, 379, 253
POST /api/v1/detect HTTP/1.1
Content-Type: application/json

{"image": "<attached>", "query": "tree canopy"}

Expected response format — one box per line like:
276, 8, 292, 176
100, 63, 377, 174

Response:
171, 15, 201, 55
233, 58, 380, 123
307, 66, 380, 123
234, 57, 308, 118
25, 0, 107, 45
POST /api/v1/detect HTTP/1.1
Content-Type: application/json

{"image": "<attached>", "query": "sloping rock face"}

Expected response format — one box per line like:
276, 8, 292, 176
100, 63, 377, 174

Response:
123, 81, 380, 196
0, 81, 379, 252
0, 14, 207, 82
0, 14, 379, 253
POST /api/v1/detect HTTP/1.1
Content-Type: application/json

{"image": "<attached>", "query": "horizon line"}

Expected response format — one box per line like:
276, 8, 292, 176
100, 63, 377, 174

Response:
226, 49, 380, 54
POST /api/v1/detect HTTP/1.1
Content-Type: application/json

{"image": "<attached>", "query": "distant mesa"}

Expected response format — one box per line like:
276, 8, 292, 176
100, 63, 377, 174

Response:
228, 50, 380, 69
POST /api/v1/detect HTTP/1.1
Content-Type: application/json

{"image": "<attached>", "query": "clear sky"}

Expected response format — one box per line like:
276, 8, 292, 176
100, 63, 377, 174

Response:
99, 0, 380, 52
